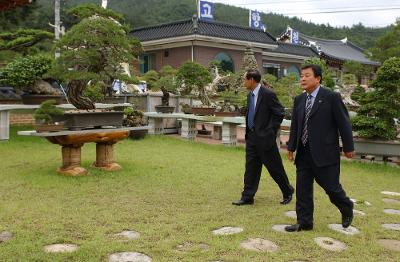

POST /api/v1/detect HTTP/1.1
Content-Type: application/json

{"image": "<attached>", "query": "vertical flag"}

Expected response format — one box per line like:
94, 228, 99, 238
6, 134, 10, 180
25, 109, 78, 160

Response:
291, 29, 299, 44
249, 10, 266, 30
198, 0, 214, 21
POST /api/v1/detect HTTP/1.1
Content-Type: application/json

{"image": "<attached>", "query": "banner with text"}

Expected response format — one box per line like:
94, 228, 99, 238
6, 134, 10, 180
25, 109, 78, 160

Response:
249, 10, 266, 31
199, 0, 214, 21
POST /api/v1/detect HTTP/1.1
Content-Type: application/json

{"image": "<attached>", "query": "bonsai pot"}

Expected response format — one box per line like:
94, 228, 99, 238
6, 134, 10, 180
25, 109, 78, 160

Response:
214, 111, 240, 117
34, 122, 65, 133
191, 106, 216, 116
129, 129, 147, 140
21, 94, 64, 105
155, 105, 175, 113
53, 111, 124, 130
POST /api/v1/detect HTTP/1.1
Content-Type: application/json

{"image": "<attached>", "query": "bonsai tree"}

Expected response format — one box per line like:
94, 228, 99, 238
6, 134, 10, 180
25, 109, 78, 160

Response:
350, 85, 365, 103
52, 4, 141, 110
176, 61, 212, 106
156, 65, 178, 106
122, 107, 146, 127
143, 70, 159, 91
0, 54, 60, 95
33, 100, 64, 124
352, 57, 400, 140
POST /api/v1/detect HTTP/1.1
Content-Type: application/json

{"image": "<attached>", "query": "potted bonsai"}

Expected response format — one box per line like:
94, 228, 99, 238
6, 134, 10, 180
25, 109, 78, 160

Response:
122, 106, 147, 139
351, 57, 400, 161
50, 4, 142, 129
33, 100, 65, 132
0, 55, 63, 104
176, 61, 214, 115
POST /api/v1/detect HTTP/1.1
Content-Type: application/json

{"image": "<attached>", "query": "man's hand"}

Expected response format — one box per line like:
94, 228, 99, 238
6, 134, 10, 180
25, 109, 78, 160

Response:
344, 151, 354, 159
288, 151, 294, 162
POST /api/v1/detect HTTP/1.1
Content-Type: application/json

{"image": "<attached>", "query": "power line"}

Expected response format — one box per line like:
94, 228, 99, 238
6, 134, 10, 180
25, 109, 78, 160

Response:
279, 7, 400, 15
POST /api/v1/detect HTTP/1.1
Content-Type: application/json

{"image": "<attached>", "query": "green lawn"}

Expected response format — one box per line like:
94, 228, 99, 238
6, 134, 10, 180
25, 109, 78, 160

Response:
0, 126, 399, 261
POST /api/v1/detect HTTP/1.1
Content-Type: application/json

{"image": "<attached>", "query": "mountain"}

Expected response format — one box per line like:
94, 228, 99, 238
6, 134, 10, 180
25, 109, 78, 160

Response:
0, 0, 392, 49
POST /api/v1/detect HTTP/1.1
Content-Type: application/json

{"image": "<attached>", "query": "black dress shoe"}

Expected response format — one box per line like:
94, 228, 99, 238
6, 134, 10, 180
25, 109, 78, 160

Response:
232, 199, 254, 206
342, 212, 353, 228
280, 186, 294, 205
284, 223, 313, 232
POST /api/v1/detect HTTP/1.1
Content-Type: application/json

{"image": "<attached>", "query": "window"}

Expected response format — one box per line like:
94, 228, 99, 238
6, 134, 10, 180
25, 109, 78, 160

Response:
287, 66, 300, 80
214, 52, 235, 73
263, 62, 280, 78
139, 54, 155, 74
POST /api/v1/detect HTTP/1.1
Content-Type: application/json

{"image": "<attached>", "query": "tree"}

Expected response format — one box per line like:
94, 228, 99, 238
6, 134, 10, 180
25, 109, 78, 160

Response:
143, 70, 159, 90
176, 61, 212, 105
343, 61, 372, 84
350, 85, 365, 103
369, 18, 400, 63
52, 4, 140, 110
352, 57, 400, 140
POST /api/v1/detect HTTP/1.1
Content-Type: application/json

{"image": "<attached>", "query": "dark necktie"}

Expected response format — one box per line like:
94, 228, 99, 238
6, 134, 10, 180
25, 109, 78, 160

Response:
248, 93, 255, 129
301, 94, 312, 145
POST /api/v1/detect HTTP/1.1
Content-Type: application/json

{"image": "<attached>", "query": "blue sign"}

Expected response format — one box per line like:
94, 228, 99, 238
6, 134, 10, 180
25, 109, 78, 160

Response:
249, 10, 265, 30
199, 0, 214, 21
291, 30, 299, 44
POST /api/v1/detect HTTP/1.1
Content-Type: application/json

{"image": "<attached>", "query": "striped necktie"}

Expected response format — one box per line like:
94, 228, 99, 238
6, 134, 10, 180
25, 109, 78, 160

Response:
248, 93, 255, 129
301, 94, 312, 145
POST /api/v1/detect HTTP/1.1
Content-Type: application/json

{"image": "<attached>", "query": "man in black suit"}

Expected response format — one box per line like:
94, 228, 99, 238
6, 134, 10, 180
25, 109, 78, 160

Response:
285, 64, 354, 232
232, 69, 294, 206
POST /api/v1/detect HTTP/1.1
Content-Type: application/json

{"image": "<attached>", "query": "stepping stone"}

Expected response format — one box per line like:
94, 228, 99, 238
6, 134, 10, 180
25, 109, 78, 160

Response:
175, 242, 209, 253
314, 237, 347, 252
212, 227, 243, 235
383, 209, 400, 215
381, 191, 400, 197
378, 239, 400, 252
43, 244, 79, 253
382, 224, 400, 231
328, 224, 360, 235
113, 230, 140, 240
285, 211, 297, 219
240, 238, 278, 252
350, 199, 371, 206
353, 209, 366, 216
382, 198, 400, 204
0, 231, 13, 243
109, 252, 152, 262
272, 224, 291, 233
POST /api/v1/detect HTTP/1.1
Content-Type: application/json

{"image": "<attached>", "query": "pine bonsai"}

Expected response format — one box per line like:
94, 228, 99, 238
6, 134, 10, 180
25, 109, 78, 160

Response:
352, 57, 400, 140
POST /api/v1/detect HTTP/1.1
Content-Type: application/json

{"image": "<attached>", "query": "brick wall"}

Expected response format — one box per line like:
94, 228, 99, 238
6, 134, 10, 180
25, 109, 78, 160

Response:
10, 112, 34, 125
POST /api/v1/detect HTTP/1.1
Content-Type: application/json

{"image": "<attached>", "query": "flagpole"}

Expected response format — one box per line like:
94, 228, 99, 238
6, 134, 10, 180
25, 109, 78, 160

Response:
196, 0, 199, 17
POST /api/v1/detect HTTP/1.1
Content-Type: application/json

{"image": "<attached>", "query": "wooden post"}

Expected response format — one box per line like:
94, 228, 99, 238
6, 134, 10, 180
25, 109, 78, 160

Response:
94, 142, 122, 171
0, 110, 10, 140
58, 144, 87, 176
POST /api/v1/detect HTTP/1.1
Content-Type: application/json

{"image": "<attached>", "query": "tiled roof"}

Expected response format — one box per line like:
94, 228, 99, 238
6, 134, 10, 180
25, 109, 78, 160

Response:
272, 42, 319, 57
300, 34, 380, 66
130, 17, 277, 45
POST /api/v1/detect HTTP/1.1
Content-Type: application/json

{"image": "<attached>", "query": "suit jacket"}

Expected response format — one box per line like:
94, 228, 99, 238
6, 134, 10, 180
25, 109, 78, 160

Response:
287, 86, 354, 167
246, 85, 285, 150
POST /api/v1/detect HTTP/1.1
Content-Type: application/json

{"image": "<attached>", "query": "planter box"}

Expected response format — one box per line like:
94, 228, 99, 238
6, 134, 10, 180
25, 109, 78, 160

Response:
53, 111, 123, 130
354, 138, 400, 158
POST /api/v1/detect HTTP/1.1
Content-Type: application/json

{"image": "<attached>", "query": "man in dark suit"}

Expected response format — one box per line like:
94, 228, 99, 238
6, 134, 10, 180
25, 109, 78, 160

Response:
232, 69, 294, 206
285, 64, 354, 232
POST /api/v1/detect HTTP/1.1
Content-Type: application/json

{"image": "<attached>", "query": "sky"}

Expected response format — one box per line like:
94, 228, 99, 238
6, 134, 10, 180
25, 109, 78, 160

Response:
212, 0, 399, 28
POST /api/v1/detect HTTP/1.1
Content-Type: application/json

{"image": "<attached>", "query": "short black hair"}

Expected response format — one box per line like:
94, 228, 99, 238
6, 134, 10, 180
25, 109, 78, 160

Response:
301, 64, 323, 83
245, 69, 261, 83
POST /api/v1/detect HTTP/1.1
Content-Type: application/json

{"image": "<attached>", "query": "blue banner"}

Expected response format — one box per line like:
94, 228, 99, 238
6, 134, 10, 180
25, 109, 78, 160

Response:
199, 0, 214, 21
249, 10, 265, 30
291, 29, 299, 44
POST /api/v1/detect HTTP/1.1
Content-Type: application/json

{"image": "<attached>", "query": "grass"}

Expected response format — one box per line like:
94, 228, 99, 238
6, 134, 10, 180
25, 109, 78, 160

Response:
0, 126, 399, 261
